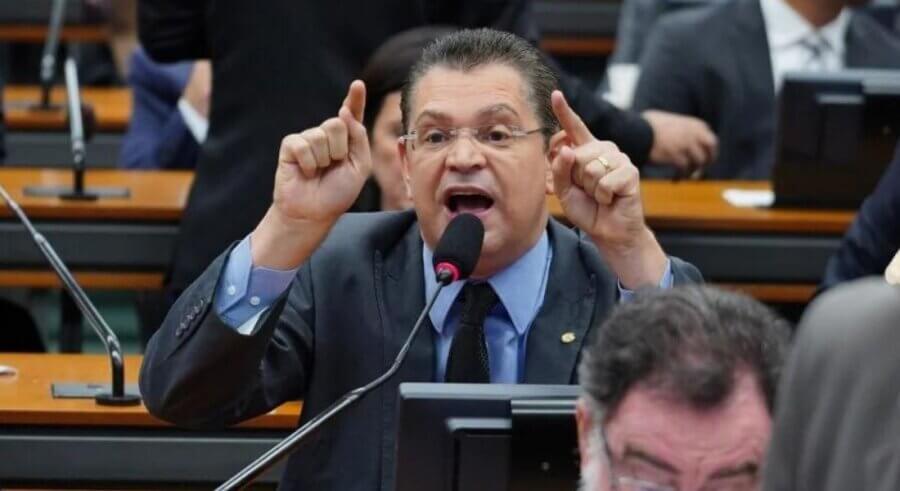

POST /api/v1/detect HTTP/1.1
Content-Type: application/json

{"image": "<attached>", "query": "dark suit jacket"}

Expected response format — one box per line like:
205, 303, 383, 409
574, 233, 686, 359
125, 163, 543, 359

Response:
821, 145, 900, 290
632, 0, 900, 179
119, 47, 199, 170
763, 278, 900, 491
140, 211, 702, 490
137, 0, 655, 298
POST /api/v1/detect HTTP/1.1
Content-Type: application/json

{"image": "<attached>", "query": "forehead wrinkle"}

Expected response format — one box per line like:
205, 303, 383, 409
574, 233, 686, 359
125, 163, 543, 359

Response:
622, 445, 679, 474
409, 64, 536, 128
476, 103, 521, 120
707, 460, 758, 480
604, 372, 771, 481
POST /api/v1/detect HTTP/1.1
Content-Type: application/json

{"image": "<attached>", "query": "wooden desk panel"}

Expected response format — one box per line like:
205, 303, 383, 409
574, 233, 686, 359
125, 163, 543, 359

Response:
549, 180, 856, 234
0, 169, 855, 297
0, 25, 107, 43
0, 353, 301, 428
0, 168, 192, 220
0, 270, 164, 289
4, 85, 131, 132
540, 36, 616, 56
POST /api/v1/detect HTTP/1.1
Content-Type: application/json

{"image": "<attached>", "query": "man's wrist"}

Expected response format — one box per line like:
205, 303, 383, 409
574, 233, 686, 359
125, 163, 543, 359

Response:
593, 226, 668, 290
250, 206, 334, 270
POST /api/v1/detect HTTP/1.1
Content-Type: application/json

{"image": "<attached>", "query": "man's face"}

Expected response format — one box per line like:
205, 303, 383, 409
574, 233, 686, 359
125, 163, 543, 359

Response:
399, 64, 552, 278
370, 91, 412, 211
576, 371, 772, 491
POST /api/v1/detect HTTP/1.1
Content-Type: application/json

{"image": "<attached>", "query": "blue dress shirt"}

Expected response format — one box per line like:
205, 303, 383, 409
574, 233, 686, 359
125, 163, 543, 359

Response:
214, 230, 674, 377
423, 231, 552, 383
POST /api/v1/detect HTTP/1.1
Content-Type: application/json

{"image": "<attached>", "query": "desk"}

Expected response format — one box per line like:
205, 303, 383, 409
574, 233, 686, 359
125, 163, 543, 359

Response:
0, 353, 301, 487
0, 25, 107, 43
4, 85, 131, 133
0, 169, 856, 301
4, 86, 130, 167
549, 180, 856, 302
0, 168, 191, 289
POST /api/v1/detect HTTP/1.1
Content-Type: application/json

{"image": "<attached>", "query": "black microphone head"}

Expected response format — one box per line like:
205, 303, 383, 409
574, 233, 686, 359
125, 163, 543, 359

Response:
432, 213, 484, 284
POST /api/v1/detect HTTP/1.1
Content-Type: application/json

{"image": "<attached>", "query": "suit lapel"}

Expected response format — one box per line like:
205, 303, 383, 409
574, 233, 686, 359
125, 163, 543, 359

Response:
734, 0, 776, 102
523, 221, 604, 384
374, 216, 434, 490
376, 221, 435, 382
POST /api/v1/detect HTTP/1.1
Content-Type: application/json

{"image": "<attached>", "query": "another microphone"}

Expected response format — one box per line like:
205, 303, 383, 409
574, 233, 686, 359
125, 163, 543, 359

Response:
24, 58, 129, 200
33, 0, 66, 111
217, 213, 485, 490
0, 184, 141, 406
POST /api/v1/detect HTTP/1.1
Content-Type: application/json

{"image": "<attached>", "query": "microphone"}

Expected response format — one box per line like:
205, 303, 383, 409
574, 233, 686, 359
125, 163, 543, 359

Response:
24, 58, 130, 201
33, 0, 66, 111
0, 184, 141, 406
217, 214, 485, 490
433, 213, 484, 284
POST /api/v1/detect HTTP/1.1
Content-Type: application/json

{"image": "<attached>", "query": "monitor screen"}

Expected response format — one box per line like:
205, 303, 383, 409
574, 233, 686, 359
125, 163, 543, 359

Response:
393, 383, 580, 491
773, 69, 900, 208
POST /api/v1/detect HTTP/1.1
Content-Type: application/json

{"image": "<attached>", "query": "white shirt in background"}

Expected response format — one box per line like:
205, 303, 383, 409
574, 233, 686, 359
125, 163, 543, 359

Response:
759, 0, 851, 91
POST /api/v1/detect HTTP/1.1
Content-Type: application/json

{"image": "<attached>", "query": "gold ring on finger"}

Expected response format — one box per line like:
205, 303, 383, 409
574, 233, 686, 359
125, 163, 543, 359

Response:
591, 156, 612, 175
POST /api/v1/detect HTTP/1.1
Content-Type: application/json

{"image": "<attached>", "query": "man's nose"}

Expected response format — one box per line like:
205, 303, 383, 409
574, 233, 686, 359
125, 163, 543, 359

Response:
444, 134, 487, 172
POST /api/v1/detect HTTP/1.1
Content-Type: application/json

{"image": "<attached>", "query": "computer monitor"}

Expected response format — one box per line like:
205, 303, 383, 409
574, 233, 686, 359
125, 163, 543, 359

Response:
393, 383, 580, 491
772, 69, 900, 208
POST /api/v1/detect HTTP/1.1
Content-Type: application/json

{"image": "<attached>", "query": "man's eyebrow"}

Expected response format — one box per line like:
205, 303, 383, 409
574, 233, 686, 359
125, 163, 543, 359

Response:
622, 446, 679, 474
709, 462, 759, 480
414, 110, 453, 126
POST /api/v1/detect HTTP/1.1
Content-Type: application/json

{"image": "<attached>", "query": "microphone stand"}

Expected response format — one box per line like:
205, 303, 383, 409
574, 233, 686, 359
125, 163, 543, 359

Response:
217, 272, 454, 490
32, 0, 65, 111
0, 185, 141, 406
24, 58, 130, 200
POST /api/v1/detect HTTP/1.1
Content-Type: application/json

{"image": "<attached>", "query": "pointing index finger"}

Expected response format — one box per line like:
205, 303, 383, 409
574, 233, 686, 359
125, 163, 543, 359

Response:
551, 90, 594, 146
342, 80, 366, 123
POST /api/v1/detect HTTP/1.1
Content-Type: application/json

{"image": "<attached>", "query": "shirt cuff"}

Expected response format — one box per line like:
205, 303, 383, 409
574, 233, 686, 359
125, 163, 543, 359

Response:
215, 235, 299, 330
177, 97, 209, 143
617, 258, 673, 303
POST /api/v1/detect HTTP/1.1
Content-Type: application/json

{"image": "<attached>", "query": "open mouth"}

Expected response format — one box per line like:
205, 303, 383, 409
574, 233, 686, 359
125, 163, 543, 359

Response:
446, 192, 495, 215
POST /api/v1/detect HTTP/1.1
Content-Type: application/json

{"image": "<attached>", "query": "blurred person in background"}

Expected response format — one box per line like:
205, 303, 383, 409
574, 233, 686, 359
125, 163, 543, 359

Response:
119, 47, 209, 170
577, 286, 791, 491
632, 0, 900, 179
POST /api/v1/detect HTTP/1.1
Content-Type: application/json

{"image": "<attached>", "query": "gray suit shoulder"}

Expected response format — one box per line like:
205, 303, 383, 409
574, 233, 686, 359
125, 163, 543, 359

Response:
647, 1, 732, 47
849, 13, 900, 68
559, 220, 703, 285
798, 277, 900, 356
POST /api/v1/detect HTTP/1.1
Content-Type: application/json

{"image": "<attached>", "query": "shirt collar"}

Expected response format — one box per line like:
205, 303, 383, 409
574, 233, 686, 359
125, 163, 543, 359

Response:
423, 230, 551, 336
759, 0, 850, 55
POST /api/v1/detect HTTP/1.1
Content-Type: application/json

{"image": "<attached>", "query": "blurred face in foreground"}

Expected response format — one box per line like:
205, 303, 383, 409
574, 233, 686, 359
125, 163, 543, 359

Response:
576, 370, 772, 491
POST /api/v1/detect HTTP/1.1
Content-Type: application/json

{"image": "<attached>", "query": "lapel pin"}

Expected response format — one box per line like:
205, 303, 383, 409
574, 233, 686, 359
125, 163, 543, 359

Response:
561, 332, 576, 344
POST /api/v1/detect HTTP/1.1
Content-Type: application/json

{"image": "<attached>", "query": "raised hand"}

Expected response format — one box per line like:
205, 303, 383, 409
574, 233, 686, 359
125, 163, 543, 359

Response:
251, 81, 372, 270
549, 90, 667, 288
272, 80, 372, 224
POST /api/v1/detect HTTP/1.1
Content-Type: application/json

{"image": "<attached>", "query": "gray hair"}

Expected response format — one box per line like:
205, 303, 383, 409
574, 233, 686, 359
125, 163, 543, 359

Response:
579, 285, 792, 420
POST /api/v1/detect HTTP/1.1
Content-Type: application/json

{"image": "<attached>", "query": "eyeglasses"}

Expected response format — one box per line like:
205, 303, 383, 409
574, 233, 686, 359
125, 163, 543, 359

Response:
400, 123, 544, 152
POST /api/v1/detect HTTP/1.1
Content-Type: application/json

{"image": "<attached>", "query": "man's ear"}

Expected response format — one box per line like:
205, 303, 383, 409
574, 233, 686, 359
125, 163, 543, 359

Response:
548, 129, 570, 161
546, 130, 570, 195
575, 398, 593, 464
398, 138, 413, 199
